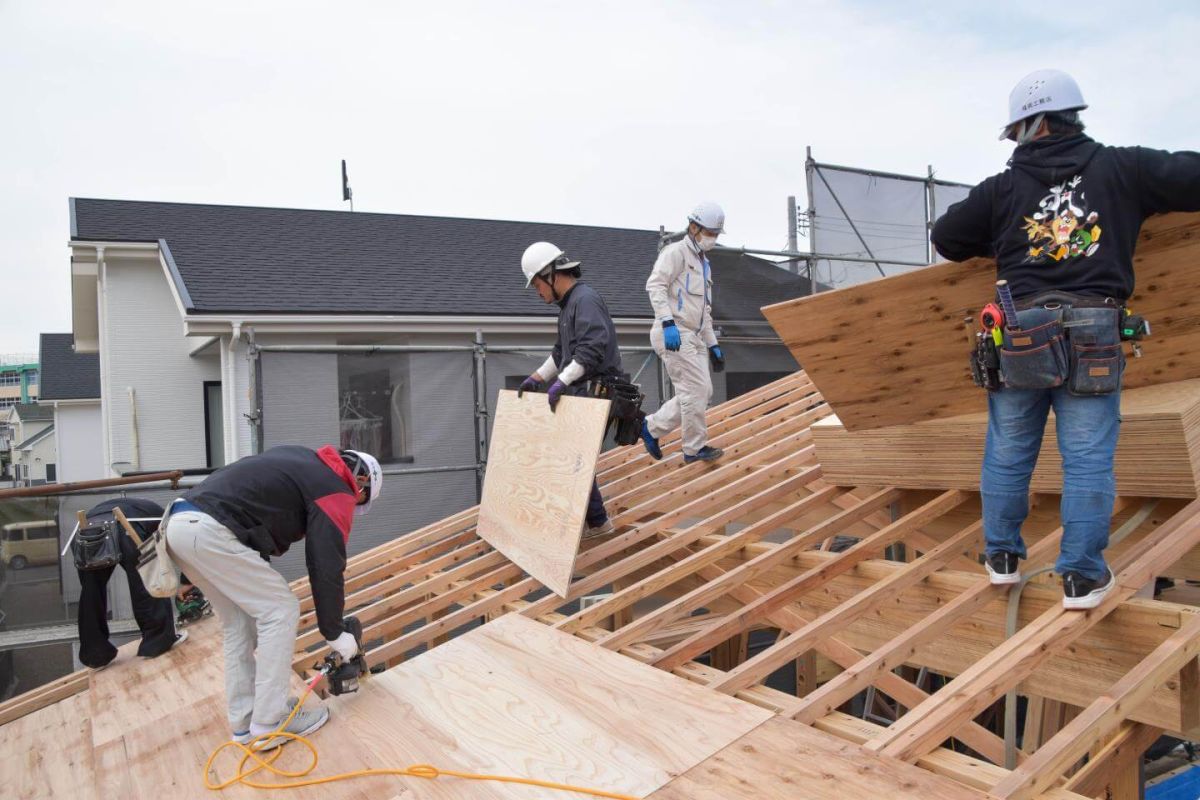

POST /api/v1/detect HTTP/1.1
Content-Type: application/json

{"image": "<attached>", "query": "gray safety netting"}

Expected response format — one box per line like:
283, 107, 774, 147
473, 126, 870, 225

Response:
809, 162, 971, 290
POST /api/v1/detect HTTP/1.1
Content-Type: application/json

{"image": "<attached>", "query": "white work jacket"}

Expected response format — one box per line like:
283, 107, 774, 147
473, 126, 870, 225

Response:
645, 236, 718, 348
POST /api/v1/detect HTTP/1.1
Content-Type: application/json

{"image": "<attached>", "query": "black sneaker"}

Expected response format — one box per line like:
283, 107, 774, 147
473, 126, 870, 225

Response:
985, 552, 1020, 585
683, 445, 724, 464
1062, 569, 1114, 610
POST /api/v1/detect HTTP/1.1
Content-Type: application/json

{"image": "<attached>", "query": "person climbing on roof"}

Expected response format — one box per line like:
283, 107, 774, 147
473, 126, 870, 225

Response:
163, 445, 382, 747
932, 69, 1200, 610
640, 201, 727, 465
76, 496, 187, 669
517, 241, 621, 539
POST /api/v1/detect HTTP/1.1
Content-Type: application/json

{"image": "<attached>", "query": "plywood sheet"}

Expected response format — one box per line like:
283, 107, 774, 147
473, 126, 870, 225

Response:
0, 690, 94, 799
649, 717, 985, 799
477, 390, 611, 596
340, 614, 772, 799
763, 211, 1200, 430
812, 380, 1200, 497
89, 615, 226, 747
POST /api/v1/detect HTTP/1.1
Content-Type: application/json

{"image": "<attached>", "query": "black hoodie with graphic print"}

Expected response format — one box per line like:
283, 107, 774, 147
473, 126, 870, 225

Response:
932, 134, 1200, 302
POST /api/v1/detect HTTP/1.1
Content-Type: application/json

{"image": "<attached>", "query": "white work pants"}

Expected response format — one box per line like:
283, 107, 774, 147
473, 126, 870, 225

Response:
647, 326, 713, 456
165, 510, 299, 732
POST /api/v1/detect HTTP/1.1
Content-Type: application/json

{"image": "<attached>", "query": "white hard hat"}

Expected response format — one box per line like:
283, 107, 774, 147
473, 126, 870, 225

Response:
1000, 69, 1087, 140
687, 201, 725, 234
341, 449, 383, 516
521, 241, 580, 288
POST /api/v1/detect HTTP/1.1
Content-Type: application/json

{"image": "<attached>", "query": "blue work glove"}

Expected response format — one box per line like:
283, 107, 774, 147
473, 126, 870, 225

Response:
518, 374, 543, 397
709, 345, 725, 373
661, 320, 681, 352
547, 379, 567, 411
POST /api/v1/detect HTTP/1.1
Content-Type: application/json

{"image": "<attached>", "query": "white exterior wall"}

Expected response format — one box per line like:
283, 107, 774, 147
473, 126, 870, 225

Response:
101, 255, 220, 473
16, 430, 56, 481
54, 402, 104, 482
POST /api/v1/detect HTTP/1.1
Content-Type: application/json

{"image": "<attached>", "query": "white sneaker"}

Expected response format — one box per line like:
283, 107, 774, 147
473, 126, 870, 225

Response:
231, 698, 298, 745
247, 704, 330, 751
583, 520, 616, 540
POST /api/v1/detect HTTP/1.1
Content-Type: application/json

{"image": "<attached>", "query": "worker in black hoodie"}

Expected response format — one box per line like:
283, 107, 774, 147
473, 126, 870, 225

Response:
164, 445, 382, 746
933, 69, 1200, 610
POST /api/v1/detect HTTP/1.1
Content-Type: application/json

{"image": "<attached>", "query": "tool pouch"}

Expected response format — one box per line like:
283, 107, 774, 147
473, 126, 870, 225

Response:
136, 514, 180, 598
998, 307, 1069, 390
71, 521, 122, 572
1063, 306, 1123, 396
598, 377, 646, 446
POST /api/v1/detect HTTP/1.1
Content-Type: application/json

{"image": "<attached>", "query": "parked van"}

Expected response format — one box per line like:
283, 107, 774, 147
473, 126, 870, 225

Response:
1, 520, 58, 570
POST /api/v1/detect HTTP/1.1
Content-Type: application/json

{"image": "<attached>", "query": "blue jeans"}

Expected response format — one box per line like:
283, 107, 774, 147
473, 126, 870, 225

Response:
982, 384, 1120, 580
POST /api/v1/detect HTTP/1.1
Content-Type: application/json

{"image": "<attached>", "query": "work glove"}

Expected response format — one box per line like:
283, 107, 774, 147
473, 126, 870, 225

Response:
661, 320, 681, 352
327, 630, 359, 662
518, 374, 543, 397
709, 345, 725, 373
547, 379, 567, 412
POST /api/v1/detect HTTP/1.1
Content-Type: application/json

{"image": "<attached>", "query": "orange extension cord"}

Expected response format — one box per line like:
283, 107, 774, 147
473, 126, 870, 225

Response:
203, 672, 639, 799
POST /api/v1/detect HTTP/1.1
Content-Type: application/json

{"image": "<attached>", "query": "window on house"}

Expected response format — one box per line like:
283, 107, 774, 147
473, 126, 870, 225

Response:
45, 464, 56, 483
337, 354, 413, 464
725, 371, 792, 399
203, 381, 225, 469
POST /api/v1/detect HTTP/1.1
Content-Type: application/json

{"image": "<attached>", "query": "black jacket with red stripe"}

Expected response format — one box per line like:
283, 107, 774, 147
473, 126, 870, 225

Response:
182, 445, 358, 640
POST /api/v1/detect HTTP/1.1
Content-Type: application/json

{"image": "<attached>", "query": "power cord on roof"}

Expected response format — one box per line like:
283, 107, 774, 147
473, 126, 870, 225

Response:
203, 671, 639, 799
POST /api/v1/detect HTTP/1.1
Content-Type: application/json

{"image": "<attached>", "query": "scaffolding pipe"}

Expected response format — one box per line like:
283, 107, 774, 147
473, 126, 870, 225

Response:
713, 244, 928, 269
0, 470, 183, 500
472, 330, 488, 501
383, 463, 480, 477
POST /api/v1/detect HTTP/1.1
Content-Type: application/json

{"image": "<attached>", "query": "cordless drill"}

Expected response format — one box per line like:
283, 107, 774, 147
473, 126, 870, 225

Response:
314, 616, 369, 696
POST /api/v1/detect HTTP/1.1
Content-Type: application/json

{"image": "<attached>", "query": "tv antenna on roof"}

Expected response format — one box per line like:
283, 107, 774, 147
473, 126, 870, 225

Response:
341, 159, 354, 211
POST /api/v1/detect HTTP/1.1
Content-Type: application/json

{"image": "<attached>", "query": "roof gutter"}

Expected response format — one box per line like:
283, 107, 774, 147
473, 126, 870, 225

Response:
182, 314, 657, 337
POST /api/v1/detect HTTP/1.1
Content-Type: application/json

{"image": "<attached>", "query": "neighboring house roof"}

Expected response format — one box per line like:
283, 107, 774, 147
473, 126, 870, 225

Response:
15, 423, 54, 451
38, 333, 100, 400
70, 198, 813, 322
11, 402, 53, 423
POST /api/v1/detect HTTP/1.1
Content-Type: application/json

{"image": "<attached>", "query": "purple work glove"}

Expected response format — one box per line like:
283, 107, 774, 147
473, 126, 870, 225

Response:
547, 379, 567, 411
518, 375, 543, 397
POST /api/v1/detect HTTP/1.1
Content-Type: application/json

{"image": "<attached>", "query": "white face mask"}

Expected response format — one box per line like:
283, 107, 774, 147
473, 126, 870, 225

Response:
697, 233, 718, 252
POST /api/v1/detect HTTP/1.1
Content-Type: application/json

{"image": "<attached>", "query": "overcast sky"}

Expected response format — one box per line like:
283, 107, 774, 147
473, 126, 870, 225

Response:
1, 0, 1197, 355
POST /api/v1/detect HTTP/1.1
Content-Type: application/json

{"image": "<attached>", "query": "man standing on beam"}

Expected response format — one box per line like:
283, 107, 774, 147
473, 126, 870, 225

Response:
640, 202, 727, 465
932, 69, 1200, 610
518, 241, 621, 539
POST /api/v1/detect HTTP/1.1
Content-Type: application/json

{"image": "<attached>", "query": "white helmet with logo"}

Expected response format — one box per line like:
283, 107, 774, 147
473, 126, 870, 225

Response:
1000, 69, 1087, 141
340, 449, 383, 516
521, 241, 580, 288
687, 201, 726, 234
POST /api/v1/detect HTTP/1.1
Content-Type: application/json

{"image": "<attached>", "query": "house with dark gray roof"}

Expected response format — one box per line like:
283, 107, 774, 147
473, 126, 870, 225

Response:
67, 198, 806, 568
2, 402, 56, 485
36, 333, 103, 483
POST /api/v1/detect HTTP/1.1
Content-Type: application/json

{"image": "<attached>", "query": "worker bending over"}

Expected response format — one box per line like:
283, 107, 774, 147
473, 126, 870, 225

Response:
518, 241, 620, 538
164, 445, 382, 744
641, 202, 726, 464
76, 497, 185, 668
933, 69, 1200, 609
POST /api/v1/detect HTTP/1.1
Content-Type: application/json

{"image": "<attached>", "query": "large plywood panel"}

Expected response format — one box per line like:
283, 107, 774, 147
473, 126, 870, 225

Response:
812, 380, 1200, 497
478, 390, 611, 596
0, 691, 94, 799
763, 212, 1200, 430
649, 717, 984, 800
339, 614, 772, 799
